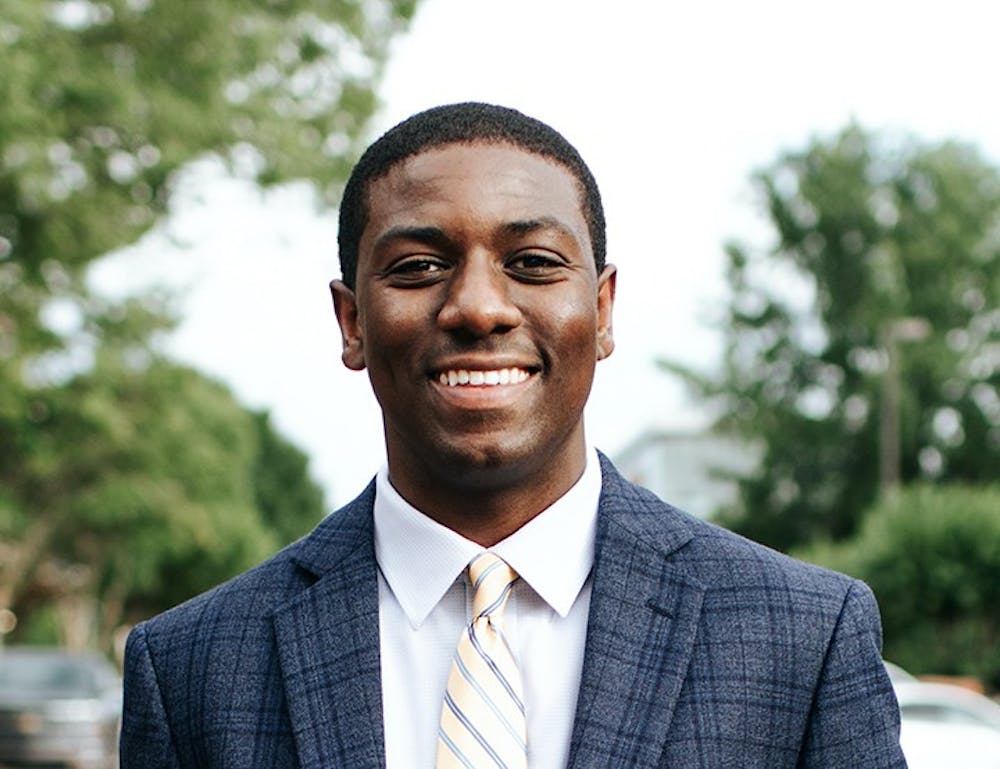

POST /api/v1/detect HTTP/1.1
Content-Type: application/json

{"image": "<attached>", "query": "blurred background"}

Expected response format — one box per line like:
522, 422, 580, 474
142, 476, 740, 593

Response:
1, 0, 999, 766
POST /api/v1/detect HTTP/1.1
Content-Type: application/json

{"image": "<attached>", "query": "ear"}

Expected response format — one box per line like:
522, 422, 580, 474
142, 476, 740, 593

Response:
595, 264, 616, 361
330, 279, 366, 371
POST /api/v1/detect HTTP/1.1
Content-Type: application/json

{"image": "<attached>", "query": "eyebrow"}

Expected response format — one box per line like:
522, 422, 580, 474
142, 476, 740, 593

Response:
373, 225, 450, 251
503, 217, 578, 240
372, 217, 580, 251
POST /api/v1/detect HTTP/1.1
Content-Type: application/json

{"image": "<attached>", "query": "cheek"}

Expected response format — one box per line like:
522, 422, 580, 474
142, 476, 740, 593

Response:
547, 297, 599, 356
363, 297, 427, 350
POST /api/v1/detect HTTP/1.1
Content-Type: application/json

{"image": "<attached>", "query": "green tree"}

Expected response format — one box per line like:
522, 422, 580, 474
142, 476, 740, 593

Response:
2, 0, 416, 361
3, 346, 328, 649
0, 0, 417, 648
665, 125, 1000, 551
799, 485, 1000, 691
251, 410, 326, 547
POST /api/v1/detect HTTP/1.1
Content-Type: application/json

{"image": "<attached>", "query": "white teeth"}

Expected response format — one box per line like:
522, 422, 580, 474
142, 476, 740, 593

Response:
436, 368, 531, 387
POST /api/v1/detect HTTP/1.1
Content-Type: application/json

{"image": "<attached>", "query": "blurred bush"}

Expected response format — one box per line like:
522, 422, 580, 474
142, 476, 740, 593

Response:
798, 485, 1000, 690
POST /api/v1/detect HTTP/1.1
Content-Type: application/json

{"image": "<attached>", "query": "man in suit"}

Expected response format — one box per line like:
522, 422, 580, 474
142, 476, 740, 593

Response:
121, 103, 907, 768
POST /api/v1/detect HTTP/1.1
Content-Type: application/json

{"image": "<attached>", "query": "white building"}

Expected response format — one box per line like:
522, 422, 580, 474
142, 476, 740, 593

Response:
614, 430, 760, 520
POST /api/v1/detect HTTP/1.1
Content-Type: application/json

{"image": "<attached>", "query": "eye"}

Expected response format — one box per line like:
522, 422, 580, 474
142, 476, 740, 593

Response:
507, 251, 566, 282
384, 256, 450, 286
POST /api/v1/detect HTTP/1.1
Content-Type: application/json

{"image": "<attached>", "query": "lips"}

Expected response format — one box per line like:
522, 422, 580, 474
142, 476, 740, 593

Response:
436, 367, 533, 387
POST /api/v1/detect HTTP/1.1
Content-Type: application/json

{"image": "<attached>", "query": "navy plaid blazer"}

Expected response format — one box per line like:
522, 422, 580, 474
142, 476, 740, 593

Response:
121, 454, 906, 767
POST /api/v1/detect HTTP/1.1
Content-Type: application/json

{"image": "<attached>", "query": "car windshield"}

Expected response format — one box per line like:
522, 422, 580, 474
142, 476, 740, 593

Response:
0, 653, 97, 696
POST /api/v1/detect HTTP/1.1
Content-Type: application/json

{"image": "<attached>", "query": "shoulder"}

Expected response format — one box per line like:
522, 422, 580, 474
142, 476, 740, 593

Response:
594, 456, 903, 765
596, 453, 869, 619
131, 481, 377, 649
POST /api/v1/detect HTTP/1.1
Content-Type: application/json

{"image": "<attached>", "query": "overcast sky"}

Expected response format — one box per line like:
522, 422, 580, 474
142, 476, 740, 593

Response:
94, 0, 1000, 506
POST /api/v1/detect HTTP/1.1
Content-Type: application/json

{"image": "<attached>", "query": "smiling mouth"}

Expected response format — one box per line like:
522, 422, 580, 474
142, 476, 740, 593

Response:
436, 367, 534, 387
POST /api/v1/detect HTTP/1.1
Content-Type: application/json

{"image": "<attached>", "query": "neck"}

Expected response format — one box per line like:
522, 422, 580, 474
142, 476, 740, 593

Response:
387, 445, 588, 547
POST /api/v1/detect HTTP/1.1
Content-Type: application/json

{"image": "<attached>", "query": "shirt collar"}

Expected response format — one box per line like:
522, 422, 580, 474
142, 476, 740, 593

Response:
374, 447, 602, 628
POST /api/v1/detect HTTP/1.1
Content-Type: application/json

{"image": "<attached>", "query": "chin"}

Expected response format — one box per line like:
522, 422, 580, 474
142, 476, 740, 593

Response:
433, 428, 581, 488
411, 429, 525, 478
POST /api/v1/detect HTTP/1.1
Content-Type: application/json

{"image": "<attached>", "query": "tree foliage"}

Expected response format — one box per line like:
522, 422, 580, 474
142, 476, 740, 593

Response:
2, 0, 416, 356
0, 0, 418, 649
2, 349, 329, 648
251, 409, 326, 548
665, 125, 1000, 551
1, 0, 416, 278
798, 485, 1000, 691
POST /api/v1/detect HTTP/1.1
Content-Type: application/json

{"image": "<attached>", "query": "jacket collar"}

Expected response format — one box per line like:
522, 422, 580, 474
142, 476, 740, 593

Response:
273, 480, 386, 769
288, 479, 377, 579
567, 453, 706, 769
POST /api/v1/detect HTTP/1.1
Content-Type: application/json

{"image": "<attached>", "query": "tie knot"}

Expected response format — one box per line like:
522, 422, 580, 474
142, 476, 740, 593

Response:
467, 552, 518, 621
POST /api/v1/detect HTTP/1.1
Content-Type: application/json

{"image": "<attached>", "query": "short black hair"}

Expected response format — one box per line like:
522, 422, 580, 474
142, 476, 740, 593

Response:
337, 102, 605, 289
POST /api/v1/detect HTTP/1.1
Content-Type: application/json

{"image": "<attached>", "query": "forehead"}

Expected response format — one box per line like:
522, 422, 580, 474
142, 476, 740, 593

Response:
363, 142, 589, 234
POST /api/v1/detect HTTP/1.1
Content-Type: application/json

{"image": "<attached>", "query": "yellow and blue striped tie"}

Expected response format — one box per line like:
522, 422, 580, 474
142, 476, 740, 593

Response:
436, 552, 527, 769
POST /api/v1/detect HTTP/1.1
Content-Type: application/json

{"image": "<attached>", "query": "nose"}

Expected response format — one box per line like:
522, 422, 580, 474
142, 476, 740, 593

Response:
437, 253, 523, 337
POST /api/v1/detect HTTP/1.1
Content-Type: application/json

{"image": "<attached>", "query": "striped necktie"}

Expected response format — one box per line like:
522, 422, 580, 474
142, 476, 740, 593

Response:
436, 552, 527, 769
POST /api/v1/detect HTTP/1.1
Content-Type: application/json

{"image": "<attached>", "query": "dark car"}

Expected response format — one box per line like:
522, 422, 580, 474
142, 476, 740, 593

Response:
0, 646, 120, 769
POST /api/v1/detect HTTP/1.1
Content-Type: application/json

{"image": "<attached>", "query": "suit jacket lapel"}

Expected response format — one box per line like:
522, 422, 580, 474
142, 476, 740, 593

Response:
272, 483, 386, 769
568, 456, 706, 769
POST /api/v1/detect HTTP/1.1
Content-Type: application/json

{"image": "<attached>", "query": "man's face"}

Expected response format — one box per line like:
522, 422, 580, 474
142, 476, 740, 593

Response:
332, 141, 615, 505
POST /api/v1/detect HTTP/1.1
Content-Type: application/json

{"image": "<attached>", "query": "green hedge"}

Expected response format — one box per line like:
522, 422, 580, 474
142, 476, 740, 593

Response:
797, 485, 1000, 691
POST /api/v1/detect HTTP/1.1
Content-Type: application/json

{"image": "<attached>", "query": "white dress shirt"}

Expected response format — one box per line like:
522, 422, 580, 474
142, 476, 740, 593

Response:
374, 448, 601, 769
